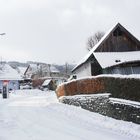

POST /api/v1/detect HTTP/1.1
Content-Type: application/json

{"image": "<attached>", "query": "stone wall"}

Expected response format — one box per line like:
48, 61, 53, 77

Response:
59, 95, 140, 124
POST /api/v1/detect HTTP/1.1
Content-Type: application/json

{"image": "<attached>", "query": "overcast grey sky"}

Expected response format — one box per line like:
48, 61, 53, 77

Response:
0, 0, 140, 64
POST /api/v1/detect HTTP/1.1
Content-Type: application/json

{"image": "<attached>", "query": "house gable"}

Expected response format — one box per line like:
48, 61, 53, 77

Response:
95, 23, 140, 52
72, 55, 93, 78
72, 23, 140, 72
90, 55, 103, 76
72, 23, 140, 77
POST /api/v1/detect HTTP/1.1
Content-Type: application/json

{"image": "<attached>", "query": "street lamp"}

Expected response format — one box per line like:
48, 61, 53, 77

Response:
0, 33, 6, 36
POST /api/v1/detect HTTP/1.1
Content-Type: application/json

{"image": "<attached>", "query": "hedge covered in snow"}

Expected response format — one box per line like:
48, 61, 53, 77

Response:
56, 75, 140, 102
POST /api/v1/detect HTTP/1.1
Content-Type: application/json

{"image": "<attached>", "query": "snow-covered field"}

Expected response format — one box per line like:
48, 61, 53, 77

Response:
0, 89, 139, 140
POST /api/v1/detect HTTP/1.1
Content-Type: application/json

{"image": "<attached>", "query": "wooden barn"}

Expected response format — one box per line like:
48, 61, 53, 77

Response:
72, 23, 140, 78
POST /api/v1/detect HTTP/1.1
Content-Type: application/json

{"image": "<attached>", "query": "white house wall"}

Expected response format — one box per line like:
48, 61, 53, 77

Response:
73, 62, 91, 78
0, 80, 20, 92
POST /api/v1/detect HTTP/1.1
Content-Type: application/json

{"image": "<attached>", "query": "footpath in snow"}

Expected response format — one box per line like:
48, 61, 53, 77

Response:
0, 89, 139, 140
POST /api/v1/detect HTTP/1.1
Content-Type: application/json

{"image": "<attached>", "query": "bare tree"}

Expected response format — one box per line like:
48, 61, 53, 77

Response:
87, 31, 105, 51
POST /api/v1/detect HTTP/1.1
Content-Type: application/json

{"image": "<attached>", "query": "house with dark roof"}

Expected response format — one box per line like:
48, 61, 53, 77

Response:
72, 23, 140, 78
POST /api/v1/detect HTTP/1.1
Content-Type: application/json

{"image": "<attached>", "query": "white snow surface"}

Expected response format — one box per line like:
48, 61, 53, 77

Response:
0, 89, 139, 140
110, 98, 140, 108
50, 65, 60, 73
94, 51, 140, 68
59, 74, 140, 87
59, 93, 111, 101
42, 79, 51, 86
18, 66, 27, 76
0, 64, 22, 80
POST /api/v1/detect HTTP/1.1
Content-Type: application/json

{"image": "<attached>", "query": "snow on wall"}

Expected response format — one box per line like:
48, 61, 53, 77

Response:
73, 61, 91, 78
42, 79, 51, 86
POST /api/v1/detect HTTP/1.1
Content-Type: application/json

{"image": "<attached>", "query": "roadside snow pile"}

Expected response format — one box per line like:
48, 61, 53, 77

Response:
53, 103, 140, 140
10, 89, 46, 95
9, 89, 58, 107
60, 94, 140, 124
110, 98, 140, 108
66, 74, 140, 85
63, 74, 140, 89
0, 89, 139, 140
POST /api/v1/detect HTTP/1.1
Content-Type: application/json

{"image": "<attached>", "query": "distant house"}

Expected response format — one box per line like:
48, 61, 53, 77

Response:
25, 63, 60, 79
16, 66, 32, 88
42, 79, 56, 90
72, 23, 140, 78
0, 63, 23, 92
24, 63, 65, 88
18, 66, 28, 78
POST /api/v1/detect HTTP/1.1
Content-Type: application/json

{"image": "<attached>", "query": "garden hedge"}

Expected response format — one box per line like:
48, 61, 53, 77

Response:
56, 76, 140, 101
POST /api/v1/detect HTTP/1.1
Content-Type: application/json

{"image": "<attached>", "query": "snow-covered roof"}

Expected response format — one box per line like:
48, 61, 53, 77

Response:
94, 51, 140, 68
50, 65, 59, 73
29, 64, 38, 73
72, 23, 118, 71
18, 66, 27, 75
27, 64, 59, 74
42, 79, 51, 86
72, 23, 140, 71
0, 64, 23, 80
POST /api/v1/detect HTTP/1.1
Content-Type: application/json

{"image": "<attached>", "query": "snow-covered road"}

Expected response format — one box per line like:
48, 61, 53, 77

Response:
0, 89, 139, 140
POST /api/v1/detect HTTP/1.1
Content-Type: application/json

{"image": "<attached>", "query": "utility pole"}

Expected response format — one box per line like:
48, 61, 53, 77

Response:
65, 62, 68, 77
0, 33, 6, 68
48, 64, 51, 77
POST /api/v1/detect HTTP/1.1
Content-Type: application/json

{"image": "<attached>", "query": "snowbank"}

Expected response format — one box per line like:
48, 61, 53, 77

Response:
0, 89, 139, 140
60, 93, 140, 124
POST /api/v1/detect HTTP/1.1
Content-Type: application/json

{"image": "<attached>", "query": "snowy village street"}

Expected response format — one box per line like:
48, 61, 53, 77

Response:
0, 0, 140, 140
0, 89, 139, 140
